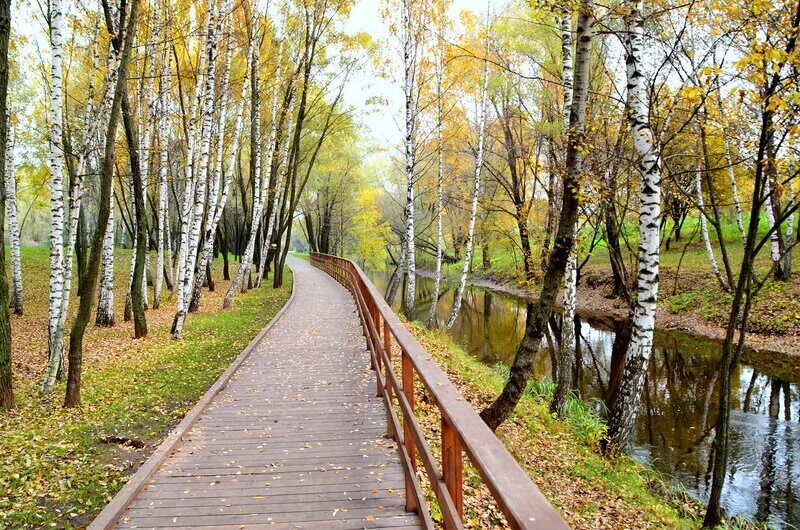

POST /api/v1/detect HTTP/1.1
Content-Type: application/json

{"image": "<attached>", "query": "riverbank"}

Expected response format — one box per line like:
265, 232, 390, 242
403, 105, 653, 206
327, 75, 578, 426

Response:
406, 320, 704, 529
0, 248, 293, 528
415, 263, 800, 365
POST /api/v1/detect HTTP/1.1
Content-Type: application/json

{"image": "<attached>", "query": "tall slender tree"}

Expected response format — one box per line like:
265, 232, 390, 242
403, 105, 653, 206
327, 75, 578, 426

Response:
604, 0, 664, 452
481, 0, 593, 430
5, 117, 22, 315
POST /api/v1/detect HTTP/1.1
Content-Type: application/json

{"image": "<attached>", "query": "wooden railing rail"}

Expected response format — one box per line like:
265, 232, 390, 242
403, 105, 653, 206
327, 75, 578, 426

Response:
310, 252, 569, 530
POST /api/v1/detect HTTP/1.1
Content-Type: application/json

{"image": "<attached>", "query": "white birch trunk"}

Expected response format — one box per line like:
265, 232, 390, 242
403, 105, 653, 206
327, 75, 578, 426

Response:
696, 164, 728, 290
607, 0, 664, 449
556, 11, 577, 414
192, 0, 248, 308
172, 1, 220, 337
426, 42, 445, 328
785, 178, 795, 275
96, 193, 116, 326
223, 11, 283, 308
402, 0, 418, 317
256, 89, 295, 287
154, 47, 171, 308
446, 25, 490, 330
43, 0, 67, 392
5, 120, 22, 315
763, 175, 783, 273
60, 28, 121, 335
715, 79, 746, 246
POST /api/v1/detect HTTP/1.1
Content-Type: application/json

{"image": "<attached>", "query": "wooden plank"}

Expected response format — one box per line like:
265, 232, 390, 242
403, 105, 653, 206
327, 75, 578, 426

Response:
90, 257, 420, 530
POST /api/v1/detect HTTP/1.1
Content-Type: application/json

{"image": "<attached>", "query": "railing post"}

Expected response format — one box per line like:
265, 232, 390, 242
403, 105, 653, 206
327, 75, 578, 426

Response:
442, 417, 464, 519
401, 349, 417, 513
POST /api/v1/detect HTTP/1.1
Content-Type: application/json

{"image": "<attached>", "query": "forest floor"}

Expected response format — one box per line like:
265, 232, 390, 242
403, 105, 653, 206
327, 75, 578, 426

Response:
420, 219, 800, 362
407, 320, 727, 529
0, 247, 292, 529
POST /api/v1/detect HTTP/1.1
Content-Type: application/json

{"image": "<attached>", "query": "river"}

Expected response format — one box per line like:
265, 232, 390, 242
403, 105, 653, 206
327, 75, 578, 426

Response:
364, 269, 800, 527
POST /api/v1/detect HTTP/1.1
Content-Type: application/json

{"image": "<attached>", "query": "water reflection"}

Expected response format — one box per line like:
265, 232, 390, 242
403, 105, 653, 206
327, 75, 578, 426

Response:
368, 269, 800, 527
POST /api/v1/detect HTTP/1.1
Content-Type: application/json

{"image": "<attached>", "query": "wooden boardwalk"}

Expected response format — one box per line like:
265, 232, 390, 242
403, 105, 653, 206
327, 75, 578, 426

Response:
94, 257, 421, 529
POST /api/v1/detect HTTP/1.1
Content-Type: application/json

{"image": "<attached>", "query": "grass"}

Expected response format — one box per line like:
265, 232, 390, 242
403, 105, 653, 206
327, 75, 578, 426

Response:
417, 213, 800, 338
0, 247, 292, 528
408, 321, 705, 529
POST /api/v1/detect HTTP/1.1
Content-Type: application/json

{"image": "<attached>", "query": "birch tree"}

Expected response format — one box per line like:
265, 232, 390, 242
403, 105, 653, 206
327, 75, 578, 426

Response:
446, 16, 490, 331
222, 4, 285, 308
604, 0, 664, 451
96, 192, 116, 326
189, 0, 239, 311
426, 37, 445, 328
66, 0, 140, 407
43, 0, 67, 393
172, 0, 221, 337
5, 118, 22, 315
153, 43, 171, 308
402, 0, 419, 317
551, 10, 577, 417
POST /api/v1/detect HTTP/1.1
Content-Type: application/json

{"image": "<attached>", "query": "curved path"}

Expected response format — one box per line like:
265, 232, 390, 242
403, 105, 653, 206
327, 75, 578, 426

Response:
95, 256, 420, 529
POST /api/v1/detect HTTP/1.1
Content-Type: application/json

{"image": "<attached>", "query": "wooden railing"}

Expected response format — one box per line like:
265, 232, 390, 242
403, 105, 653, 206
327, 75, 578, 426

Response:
310, 252, 569, 530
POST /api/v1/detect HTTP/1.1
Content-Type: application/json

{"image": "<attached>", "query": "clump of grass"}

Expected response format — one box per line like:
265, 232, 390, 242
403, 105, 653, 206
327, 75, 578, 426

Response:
493, 364, 605, 446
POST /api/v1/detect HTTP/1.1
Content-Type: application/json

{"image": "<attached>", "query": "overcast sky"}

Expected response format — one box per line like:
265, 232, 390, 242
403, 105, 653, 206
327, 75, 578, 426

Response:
342, 0, 496, 153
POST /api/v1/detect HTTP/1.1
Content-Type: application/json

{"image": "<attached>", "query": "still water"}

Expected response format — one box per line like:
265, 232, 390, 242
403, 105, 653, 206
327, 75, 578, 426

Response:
365, 269, 800, 527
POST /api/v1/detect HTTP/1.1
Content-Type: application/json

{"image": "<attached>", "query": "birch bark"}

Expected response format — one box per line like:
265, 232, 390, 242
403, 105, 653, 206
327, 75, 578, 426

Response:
446, 23, 490, 330
5, 119, 22, 315
43, 0, 67, 392
605, 0, 664, 451
96, 192, 116, 326
223, 8, 285, 308
172, 1, 220, 337
696, 150, 728, 291
551, 10, 577, 417
154, 45, 171, 308
192, 1, 253, 309
402, 0, 418, 317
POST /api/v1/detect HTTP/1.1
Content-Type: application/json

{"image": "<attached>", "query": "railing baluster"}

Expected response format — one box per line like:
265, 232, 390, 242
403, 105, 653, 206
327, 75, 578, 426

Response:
401, 348, 417, 513
442, 417, 464, 518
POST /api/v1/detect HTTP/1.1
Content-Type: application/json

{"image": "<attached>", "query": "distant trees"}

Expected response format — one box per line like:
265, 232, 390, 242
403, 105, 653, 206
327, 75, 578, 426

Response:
0, 0, 357, 407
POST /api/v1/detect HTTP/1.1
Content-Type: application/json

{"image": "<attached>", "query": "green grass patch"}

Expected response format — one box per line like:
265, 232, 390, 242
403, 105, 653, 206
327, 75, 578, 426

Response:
0, 269, 292, 529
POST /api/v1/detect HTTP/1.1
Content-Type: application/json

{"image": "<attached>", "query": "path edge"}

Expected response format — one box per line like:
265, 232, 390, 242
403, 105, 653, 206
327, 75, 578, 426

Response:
88, 263, 297, 530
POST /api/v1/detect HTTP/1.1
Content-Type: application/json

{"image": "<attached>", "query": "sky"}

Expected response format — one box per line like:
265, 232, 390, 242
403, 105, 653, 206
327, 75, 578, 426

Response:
342, 0, 495, 153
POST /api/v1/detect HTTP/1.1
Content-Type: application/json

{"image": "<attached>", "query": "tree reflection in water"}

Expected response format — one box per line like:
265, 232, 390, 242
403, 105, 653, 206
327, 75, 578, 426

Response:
371, 269, 800, 525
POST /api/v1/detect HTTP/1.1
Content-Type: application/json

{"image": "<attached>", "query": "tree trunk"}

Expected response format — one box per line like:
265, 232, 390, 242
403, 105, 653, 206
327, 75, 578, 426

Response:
4, 118, 22, 315
172, 1, 220, 336
426, 42, 445, 328
604, 0, 664, 452
403, 0, 418, 317
223, 11, 273, 308
96, 193, 116, 327
66, 0, 139, 407
480, 0, 592, 430
551, 11, 577, 417
43, 0, 67, 393
121, 89, 148, 338
191, 0, 241, 309
446, 24, 490, 330
0, 0, 12, 408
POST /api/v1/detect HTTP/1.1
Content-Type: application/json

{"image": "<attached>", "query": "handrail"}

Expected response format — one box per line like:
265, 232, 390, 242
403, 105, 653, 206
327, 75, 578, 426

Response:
310, 252, 569, 530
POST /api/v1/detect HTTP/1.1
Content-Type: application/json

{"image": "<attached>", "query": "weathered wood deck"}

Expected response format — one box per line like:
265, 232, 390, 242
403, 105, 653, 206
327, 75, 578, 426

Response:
92, 256, 421, 529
